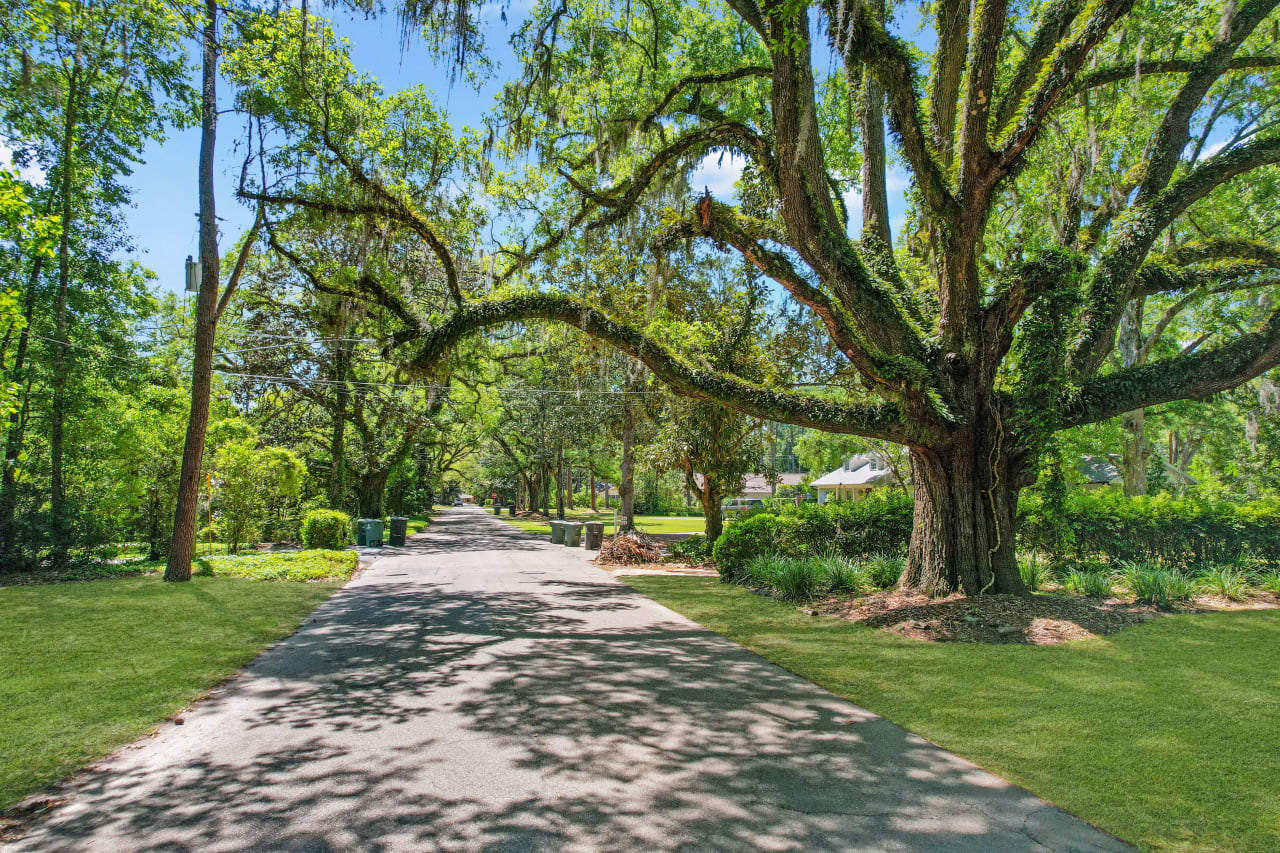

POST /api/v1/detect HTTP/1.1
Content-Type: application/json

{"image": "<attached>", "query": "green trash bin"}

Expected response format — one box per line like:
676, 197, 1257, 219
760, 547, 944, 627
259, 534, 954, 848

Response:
563, 522, 583, 547
549, 520, 566, 544
357, 518, 385, 547
388, 516, 408, 547
493, 503, 502, 516
507, 504, 517, 516
583, 521, 605, 550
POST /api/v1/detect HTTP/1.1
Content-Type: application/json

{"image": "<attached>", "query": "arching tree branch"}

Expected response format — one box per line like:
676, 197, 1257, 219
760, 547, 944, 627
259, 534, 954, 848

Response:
1065, 306, 1280, 427
407, 294, 929, 443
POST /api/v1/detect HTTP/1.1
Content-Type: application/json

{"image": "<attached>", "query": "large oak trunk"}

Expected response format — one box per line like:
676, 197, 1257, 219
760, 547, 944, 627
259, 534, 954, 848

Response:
902, 438, 1025, 596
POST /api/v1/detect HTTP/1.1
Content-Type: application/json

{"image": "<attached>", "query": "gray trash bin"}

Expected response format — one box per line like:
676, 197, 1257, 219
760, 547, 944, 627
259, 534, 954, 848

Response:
388, 516, 408, 547
493, 503, 502, 516
549, 520, 566, 544
563, 522, 583, 547
583, 521, 605, 550
357, 518, 384, 547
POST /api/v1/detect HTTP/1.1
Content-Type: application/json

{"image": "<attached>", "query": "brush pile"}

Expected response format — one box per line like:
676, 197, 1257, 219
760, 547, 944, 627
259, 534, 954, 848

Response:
594, 531, 664, 566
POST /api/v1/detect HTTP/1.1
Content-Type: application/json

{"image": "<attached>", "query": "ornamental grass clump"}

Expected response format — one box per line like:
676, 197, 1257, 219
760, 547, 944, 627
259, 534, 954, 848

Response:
1196, 566, 1250, 601
1018, 556, 1055, 592
1261, 571, 1280, 594
859, 553, 904, 590
743, 553, 825, 601
814, 552, 869, 594
1122, 561, 1193, 609
1063, 568, 1113, 598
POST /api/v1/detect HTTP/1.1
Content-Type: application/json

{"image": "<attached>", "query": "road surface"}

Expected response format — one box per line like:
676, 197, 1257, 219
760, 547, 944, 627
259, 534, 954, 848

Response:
9, 507, 1130, 852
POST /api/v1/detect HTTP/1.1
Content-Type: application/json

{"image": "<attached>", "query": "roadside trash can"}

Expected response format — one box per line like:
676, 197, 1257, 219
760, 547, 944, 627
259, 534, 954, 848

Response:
388, 517, 408, 547
584, 521, 605, 550
357, 518, 385, 547
563, 522, 583, 547
549, 520, 566, 544
508, 504, 517, 516
493, 503, 502, 516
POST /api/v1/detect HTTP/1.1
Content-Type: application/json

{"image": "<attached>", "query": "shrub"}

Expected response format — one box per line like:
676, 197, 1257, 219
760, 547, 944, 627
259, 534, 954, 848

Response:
197, 525, 220, 543
813, 552, 869, 594
301, 509, 351, 550
1018, 556, 1054, 592
1063, 568, 1113, 598
1122, 561, 1193, 609
1260, 572, 1280, 594
712, 513, 779, 579
1196, 566, 1250, 601
669, 534, 710, 562
712, 492, 912, 575
860, 553, 905, 590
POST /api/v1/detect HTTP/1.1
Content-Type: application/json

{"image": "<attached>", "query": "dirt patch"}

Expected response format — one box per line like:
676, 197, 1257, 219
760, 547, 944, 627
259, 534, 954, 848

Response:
817, 590, 1160, 644
816, 588, 1280, 645
607, 563, 719, 578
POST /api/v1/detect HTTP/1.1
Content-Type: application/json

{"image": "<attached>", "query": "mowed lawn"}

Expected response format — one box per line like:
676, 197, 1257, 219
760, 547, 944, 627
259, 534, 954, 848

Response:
628, 577, 1280, 853
498, 510, 705, 537
0, 576, 340, 809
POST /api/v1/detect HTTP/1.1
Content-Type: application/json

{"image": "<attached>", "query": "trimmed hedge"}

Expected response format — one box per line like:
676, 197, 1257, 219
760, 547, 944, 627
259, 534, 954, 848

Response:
1020, 491, 1280, 568
301, 509, 352, 551
711, 492, 913, 576
712, 489, 1280, 575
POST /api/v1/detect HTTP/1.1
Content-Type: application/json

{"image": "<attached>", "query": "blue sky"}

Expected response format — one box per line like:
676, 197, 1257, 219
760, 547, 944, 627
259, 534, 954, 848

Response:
123, 2, 919, 294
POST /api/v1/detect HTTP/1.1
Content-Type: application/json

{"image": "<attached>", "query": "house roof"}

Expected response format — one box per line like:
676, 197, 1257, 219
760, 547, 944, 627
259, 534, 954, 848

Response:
693, 472, 808, 494
1077, 454, 1199, 486
810, 453, 897, 487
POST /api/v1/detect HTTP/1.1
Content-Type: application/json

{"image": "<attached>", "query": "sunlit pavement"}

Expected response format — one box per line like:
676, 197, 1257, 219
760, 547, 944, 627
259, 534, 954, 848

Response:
8, 507, 1131, 852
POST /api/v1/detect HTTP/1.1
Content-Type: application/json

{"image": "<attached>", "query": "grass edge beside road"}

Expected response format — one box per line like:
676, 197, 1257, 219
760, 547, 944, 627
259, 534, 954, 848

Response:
0, 576, 342, 811
625, 575, 1280, 853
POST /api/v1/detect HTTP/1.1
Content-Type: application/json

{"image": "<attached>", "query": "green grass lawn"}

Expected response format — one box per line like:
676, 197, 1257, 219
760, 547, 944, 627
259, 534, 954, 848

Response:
627, 577, 1280, 853
499, 510, 705, 537
0, 576, 341, 809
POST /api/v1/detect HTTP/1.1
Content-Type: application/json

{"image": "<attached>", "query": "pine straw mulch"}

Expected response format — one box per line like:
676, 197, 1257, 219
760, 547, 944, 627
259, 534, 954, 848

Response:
812, 588, 1280, 645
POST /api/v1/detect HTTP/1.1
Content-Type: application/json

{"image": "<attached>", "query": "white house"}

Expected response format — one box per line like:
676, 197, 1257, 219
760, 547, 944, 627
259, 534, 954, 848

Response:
810, 453, 898, 503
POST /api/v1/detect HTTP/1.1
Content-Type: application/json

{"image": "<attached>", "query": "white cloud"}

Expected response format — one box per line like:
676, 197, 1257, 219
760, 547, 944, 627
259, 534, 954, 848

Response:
690, 152, 744, 200
1201, 140, 1228, 160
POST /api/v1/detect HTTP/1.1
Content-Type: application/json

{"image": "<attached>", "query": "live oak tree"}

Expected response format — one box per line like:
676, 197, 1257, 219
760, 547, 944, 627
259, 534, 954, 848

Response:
239, 2, 1280, 594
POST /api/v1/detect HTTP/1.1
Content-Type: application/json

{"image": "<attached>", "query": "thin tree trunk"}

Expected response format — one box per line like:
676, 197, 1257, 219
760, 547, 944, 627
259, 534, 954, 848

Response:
567, 467, 575, 510
166, 0, 220, 582
589, 468, 597, 511
49, 59, 80, 567
618, 405, 636, 531
555, 450, 565, 519
327, 341, 350, 509
1121, 408, 1148, 496
699, 480, 723, 543
0, 263, 40, 568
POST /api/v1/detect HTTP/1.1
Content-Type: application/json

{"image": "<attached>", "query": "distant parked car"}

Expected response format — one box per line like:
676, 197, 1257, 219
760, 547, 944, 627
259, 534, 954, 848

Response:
721, 497, 765, 520
452, 498, 462, 507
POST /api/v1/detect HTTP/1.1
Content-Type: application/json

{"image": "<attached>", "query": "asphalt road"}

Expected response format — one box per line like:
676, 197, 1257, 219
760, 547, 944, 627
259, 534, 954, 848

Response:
10, 508, 1131, 852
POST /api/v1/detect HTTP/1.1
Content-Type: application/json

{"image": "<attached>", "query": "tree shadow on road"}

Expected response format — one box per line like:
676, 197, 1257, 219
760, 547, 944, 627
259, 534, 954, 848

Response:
14, 573, 1129, 852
